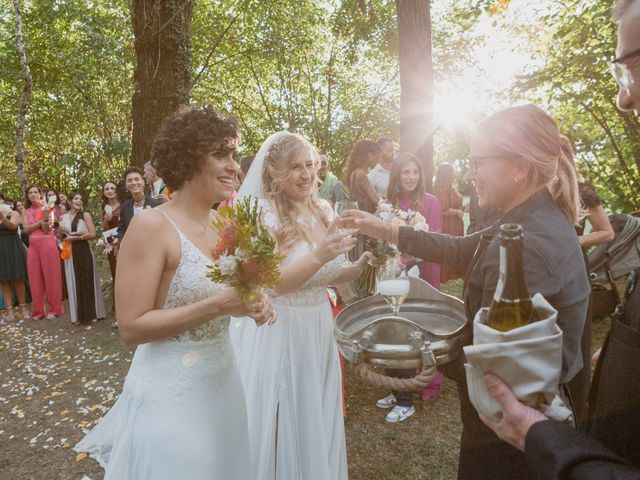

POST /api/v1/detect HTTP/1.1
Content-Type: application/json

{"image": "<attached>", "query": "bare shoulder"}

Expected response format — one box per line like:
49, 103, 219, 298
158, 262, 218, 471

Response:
121, 207, 180, 261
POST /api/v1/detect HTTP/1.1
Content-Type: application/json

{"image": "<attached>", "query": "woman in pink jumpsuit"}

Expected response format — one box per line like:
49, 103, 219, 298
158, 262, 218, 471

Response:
23, 185, 63, 320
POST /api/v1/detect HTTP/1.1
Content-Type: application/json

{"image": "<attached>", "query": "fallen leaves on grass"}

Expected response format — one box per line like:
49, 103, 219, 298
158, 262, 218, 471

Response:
0, 318, 132, 455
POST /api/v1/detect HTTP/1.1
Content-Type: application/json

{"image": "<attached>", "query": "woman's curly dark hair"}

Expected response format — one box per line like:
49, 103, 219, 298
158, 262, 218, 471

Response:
150, 104, 239, 191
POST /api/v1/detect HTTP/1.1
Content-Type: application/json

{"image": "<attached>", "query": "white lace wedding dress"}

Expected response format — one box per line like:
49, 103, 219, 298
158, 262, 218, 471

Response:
75, 211, 251, 479
230, 199, 349, 480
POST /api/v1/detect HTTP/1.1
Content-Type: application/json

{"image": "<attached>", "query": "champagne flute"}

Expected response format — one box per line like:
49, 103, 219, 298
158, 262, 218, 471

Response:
334, 200, 358, 225
376, 259, 410, 316
334, 201, 358, 262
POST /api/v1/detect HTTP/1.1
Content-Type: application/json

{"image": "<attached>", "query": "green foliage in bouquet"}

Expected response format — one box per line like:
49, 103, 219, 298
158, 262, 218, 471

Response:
355, 237, 398, 295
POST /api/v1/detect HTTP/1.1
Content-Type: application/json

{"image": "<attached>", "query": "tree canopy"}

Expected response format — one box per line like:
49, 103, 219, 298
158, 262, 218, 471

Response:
1, 0, 637, 213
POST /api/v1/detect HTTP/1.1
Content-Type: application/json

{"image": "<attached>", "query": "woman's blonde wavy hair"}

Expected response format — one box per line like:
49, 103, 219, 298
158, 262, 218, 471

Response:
475, 104, 581, 225
262, 133, 330, 253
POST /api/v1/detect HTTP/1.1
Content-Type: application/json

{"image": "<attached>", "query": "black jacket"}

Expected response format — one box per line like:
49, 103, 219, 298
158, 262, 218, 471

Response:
523, 269, 640, 479
117, 195, 162, 244
525, 421, 640, 479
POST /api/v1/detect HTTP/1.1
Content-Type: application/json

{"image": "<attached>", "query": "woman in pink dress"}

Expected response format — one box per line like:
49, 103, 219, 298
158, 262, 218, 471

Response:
388, 153, 442, 289
23, 185, 64, 320
375, 153, 444, 422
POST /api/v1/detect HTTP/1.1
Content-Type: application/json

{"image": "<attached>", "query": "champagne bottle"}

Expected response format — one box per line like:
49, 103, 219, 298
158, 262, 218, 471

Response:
486, 223, 537, 332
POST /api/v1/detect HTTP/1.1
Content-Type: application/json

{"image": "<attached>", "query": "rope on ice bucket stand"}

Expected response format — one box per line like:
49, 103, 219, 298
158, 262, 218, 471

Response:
352, 362, 437, 391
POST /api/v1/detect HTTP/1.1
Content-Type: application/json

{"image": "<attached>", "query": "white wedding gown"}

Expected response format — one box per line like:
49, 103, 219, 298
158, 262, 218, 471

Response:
75, 211, 251, 479
230, 199, 349, 480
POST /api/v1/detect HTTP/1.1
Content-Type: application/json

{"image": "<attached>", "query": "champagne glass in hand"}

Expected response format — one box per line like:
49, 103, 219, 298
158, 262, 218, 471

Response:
377, 259, 410, 316
334, 201, 358, 228
334, 201, 358, 262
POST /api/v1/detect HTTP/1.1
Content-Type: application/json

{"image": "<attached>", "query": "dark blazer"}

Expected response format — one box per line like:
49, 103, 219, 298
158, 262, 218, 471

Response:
587, 268, 640, 469
525, 420, 640, 479
398, 188, 590, 480
117, 195, 161, 244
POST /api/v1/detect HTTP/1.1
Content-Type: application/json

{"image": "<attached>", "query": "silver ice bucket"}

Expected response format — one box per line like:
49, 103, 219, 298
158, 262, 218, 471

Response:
335, 276, 470, 370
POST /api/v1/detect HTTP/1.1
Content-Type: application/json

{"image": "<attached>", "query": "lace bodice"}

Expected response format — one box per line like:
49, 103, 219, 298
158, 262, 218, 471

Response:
258, 199, 347, 306
160, 211, 228, 342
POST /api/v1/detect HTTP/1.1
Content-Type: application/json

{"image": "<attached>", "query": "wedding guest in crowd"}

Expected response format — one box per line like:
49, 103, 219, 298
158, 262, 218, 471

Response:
434, 163, 466, 283
59, 192, 106, 325
100, 181, 121, 312
14, 200, 30, 247
43, 189, 69, 300
367, 137, 395, 198
374, 152, 445, 422
144, 161, 169, 203
560, 135, 615, 427
317, 154, 346, 205
116, 167, 161, 247
43, 189, 64, 231
344, 104, 590, 480
238, 155, 255, 185
467, 186, 500, 235
23, 185, 64, 320
59, 192, 68, 213
344, 139, 382, 213
0, 196, 29, 321
14, 200, 29, 247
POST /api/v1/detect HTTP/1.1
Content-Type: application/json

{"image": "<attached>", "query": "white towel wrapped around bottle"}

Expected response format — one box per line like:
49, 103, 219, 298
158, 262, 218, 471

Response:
463, 293, 573, 424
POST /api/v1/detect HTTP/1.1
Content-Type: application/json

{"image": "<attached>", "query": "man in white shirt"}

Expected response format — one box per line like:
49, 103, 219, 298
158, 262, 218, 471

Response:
143, 161, 168, 203
367, 137, 395, 198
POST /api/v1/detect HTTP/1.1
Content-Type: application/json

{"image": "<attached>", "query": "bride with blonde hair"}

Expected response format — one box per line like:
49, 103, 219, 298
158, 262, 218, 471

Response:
231, 131, 370, 480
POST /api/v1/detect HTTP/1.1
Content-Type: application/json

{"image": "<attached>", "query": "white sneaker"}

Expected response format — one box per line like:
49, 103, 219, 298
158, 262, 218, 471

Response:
376, 394, 397, 409
385, 405, 415, 423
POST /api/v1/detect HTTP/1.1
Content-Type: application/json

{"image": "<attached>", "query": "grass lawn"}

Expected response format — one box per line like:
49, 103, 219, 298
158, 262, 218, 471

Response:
0, 277, 611, 480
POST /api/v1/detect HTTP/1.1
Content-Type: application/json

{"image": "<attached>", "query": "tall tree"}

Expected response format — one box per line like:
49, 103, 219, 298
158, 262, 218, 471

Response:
396, 0, 434, 190
130, 0, 193, 168
12, 0, 31, 192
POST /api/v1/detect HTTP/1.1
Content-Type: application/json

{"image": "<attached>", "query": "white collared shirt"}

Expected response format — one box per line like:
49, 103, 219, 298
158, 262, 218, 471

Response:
367, 163, 390, 198
152, 178, 165, 198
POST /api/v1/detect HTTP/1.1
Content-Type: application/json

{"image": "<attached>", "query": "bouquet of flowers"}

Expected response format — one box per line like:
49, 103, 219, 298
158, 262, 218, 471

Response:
207, 197, 284, 301
355, 203, 430, 294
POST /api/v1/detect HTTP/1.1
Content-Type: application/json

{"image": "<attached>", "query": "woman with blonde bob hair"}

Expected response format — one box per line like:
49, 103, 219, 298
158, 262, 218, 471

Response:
231, 131, 373, 480
342, 104, 590, 480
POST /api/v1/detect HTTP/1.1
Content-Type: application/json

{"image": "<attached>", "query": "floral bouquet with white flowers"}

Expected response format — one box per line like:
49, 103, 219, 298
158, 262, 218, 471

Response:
355, 203, 430, 294
207, 197, 284, 301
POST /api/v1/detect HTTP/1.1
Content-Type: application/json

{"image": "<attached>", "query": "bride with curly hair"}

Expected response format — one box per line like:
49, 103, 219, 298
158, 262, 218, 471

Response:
231, 131, 371, 480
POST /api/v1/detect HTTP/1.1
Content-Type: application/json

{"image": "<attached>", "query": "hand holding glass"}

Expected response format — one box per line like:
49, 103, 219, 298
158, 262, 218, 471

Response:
334, 201, 358, 261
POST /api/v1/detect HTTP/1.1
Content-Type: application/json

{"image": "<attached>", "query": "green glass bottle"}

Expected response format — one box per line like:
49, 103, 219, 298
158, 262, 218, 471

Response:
486, 223, 537, 332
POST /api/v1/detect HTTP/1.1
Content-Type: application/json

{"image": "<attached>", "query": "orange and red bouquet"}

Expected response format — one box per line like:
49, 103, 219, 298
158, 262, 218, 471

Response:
207, 197, 284, 300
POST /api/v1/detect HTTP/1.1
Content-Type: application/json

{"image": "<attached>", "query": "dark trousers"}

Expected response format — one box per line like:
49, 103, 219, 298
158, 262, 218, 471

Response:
387, 369, 415, 407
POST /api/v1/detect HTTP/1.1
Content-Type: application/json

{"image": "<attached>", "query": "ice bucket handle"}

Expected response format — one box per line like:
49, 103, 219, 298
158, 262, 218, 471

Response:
352, 330, 437, 392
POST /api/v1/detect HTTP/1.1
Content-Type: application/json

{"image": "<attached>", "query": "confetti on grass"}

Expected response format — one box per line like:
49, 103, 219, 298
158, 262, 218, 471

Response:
0, 316, 134, 476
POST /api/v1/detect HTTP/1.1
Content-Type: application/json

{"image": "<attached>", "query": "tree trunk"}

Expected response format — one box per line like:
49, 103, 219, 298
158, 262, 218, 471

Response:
130, 0, 193, 168
396, 0, 434, 191
13, 0, 32, 192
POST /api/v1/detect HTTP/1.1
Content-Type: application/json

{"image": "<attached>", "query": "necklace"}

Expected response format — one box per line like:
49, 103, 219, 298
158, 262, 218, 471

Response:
186, 212, 211, 233
133, 197, 145, 208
